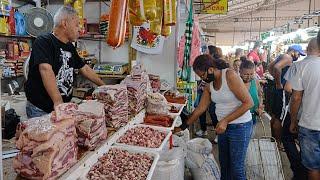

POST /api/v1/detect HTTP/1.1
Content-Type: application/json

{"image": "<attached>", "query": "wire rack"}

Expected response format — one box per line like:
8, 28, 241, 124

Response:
246, 114, 285, 180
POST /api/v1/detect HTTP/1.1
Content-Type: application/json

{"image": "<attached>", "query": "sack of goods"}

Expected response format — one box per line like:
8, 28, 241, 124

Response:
121, 76, 147, 116
74, 101, 107, 150
93, 85, 129, 128
146, 92, 168, 115
186, 138, 221, 180
152, 147, 186, 180
14, 114, 78, 179
148, 74, 161, 93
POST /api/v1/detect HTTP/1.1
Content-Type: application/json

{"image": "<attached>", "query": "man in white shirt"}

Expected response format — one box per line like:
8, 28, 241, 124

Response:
288, 37, 320, 180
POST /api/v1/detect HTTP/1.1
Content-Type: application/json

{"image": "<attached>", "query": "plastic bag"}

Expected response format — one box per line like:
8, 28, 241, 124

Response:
152, 147, 186, 180
161, 24, 171, 37
129, 0, 145, 26
143, 0, 157, 21
146, 92, 168, 115
163, 0, 176, 26
149, 0, 163, 35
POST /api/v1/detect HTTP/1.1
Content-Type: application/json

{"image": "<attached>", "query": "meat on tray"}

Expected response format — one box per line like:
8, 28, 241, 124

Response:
169, 105, 180, 113
144, 114, 173, 127
118, 126, 166, 148
87, 148, 153, 180
75, 101, 107, 150
164, 91, 186, 104
14, 114, 78, 180
93, 85, 129, 128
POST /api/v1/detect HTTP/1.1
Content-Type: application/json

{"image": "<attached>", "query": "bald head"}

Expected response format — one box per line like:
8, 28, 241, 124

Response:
307, 38, 319, 56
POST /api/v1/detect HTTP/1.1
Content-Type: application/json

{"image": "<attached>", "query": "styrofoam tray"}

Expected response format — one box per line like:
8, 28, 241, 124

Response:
115, 124, 172, 152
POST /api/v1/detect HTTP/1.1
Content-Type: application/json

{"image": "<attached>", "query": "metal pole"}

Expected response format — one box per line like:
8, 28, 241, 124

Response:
249, 11, 253, 40
173, 0, 181, 89
99, 0, 102, 63
308, 0, 311, 27
259, 18, 262, 40
274, 1, 277, 28
233, 27, 235, 47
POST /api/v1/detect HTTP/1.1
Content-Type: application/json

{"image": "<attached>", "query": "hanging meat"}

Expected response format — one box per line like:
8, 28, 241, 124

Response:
107, 0, 128, 48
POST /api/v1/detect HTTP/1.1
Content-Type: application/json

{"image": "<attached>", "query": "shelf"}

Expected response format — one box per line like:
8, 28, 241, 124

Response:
79, 36, 106, 42
79, 36, 129, 42
0, 34, 34, 39
97, 74, 127, 79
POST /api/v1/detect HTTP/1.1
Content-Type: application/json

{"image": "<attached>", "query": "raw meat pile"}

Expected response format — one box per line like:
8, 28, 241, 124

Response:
87, 148, 153, 180
148, 74, 161, 93
75, 101, 107, 150
51, 102, 107, 150
144, 114, 173, 127
164, 91, 186, 104
93, 85, 129, 128
14, 114, 78, 179
118, 126, 166, 148
121, 76, 147, 116
146, 93, 168, 115
169, 104, 180, 113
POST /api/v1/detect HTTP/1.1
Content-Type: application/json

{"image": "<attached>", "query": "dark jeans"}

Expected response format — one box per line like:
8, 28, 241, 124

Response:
26, 101, 48, 119
282, 114, 308, 179
195, 89, 218, 131
218, 120, 253, 180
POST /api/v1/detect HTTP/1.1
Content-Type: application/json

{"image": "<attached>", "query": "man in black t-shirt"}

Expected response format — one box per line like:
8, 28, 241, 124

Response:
25, 6, 104, 118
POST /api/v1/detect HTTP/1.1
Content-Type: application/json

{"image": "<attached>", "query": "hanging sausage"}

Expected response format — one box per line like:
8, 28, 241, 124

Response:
107, 0, 128, 48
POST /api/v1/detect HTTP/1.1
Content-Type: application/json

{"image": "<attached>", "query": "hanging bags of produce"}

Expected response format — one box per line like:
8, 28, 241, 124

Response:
143, 0, 157, 21
149, 0, 163, 35
107, 0, 128, 48
129, 0, 145, 26
163, 0, 176, 26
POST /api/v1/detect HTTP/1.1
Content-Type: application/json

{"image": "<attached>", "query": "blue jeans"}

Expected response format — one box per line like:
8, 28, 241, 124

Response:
218, 120, 253, 180
195, 89, 218, 131
26, 101, 48, 119
281, 115, 307, 179
299, 126, 320, 170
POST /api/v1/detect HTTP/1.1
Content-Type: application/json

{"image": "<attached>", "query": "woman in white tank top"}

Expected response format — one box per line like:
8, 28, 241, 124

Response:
177, 54, 253, 180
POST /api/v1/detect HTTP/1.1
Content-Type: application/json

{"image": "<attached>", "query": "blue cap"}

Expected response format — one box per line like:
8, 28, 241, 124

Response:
289, 44, 306, 56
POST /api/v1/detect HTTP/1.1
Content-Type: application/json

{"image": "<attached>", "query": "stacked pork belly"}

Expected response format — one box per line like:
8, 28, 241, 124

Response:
93, 85, 129, 128
75, 101, 107, 150
14, 113, 78, 179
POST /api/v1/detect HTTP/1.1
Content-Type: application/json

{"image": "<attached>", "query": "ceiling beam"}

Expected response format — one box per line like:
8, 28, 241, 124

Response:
200, 16, 300, 23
